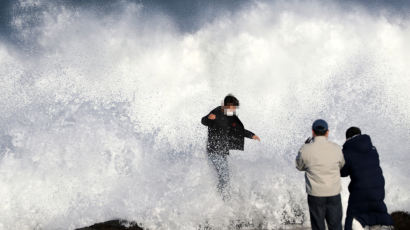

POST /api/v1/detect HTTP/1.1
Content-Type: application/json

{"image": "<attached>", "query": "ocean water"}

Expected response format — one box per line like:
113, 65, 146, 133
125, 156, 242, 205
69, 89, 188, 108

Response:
0, 0, 409, 229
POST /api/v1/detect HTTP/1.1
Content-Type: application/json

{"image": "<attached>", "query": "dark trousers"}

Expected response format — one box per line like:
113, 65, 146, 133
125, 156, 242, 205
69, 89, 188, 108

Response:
208, 151, 230, 200
308, 194, 343, 230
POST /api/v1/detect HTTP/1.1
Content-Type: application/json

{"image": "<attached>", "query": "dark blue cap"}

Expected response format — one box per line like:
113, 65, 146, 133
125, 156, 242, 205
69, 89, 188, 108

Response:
312, 119, 328, 132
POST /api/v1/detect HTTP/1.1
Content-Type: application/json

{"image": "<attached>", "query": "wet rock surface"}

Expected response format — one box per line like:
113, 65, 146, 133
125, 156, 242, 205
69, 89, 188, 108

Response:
76, 211, 410, 230
391, 211, 410, 230
76, 220, 143, 230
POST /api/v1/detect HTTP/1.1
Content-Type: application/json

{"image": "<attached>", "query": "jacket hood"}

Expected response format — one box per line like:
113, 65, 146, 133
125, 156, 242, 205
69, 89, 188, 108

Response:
343, 134, 373, 153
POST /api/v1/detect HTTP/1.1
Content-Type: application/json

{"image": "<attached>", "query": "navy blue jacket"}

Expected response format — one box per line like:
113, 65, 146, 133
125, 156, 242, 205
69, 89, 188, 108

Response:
201, 106, 254, 154
341, 134, 393, 230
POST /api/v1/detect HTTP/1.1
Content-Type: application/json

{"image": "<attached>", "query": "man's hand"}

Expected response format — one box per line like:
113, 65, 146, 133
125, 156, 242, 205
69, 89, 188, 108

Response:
252, 135, 261, 141
208, 114, 216, 120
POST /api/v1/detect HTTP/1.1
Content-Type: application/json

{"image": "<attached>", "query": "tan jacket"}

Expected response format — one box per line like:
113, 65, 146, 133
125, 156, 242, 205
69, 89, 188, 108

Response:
296, 136, 345, 197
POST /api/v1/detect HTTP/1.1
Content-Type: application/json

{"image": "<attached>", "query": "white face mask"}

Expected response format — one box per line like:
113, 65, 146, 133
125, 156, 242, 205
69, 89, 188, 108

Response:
225, 109, 235, 116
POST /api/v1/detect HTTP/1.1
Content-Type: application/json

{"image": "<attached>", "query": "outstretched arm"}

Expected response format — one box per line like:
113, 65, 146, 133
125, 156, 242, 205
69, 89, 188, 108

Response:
201, 113, 216, 127
244, 129, 255, 138
245, 129, 260, 141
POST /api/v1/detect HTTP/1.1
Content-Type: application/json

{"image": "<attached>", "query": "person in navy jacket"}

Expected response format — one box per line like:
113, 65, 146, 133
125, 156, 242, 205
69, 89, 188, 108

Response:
340, 127, 394, 230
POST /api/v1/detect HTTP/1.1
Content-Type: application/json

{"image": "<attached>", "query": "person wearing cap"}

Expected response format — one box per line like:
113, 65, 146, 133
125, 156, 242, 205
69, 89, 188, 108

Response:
201, 94, 260, 200
296, 119, 345, 230
341, 127, 393, 230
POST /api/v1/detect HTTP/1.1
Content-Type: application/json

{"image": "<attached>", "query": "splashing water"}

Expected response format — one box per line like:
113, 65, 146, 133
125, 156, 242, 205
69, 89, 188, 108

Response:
0, 0, 409, 229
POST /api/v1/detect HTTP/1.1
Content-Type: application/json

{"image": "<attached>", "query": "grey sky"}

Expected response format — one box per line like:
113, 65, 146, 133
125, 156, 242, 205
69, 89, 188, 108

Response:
0, 0, 409, 45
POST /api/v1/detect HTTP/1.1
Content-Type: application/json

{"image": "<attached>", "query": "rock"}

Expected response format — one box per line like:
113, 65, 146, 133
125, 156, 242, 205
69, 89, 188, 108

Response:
75, 211, 410, 230
391, 211, 410, 230
76, 220, 144, 230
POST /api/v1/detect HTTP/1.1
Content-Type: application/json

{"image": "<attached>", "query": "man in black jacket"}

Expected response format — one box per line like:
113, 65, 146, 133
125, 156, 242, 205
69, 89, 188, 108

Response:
341, 127, 393, 230
201, 94, 260, 200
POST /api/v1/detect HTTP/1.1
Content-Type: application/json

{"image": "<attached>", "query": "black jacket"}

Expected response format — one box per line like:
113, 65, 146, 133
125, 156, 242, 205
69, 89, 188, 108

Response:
201, 106, 254, 154
341, 134, 393, 229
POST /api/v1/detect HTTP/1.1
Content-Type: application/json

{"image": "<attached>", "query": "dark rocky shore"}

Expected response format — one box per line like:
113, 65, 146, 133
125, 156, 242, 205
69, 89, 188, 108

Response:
76, 211, 410, 230
76, 220, 143, 230
391, 211, 410, 230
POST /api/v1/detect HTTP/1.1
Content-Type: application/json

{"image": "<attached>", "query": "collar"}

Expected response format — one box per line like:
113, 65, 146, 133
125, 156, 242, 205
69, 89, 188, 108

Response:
313, 136, 328, 142
346, 134, 360, 141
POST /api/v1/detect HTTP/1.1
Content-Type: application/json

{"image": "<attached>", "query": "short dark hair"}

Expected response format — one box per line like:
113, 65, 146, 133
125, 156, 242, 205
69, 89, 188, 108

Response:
346, 127, 361, 139
224, 94, 239, 106
313, 127, 328, 136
